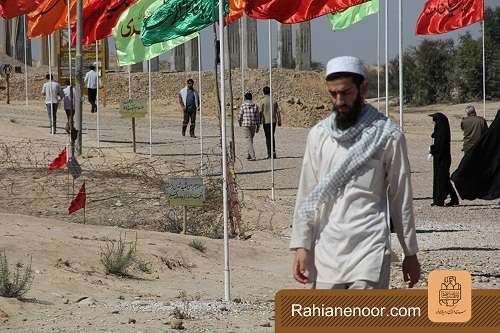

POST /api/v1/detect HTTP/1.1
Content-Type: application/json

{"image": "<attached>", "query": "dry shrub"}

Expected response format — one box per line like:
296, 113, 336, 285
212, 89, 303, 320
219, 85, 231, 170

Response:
0, 251, 34, 298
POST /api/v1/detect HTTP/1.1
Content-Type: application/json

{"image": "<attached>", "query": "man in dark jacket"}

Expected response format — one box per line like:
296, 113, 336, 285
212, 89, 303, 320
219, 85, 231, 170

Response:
461, 105, 488, 154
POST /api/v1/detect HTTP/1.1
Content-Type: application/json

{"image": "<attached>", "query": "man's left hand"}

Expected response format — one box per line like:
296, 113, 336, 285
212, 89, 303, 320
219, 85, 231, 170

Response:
402, 255, 420, 288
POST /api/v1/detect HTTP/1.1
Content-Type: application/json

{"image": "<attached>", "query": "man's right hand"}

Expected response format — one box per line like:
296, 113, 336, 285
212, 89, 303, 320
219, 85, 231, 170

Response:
182, 107, 187, 113
293, 248, 310, 284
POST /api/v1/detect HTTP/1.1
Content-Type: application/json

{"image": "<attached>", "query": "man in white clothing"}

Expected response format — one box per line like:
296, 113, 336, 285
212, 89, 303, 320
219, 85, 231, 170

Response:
41, 74, 63, 134
84, 65, 98, 113
290, 56, 420, 289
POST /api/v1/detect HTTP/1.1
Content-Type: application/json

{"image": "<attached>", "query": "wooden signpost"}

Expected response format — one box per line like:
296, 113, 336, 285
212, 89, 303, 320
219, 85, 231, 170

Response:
119, 99, 146, 153
166, 177, 205, 234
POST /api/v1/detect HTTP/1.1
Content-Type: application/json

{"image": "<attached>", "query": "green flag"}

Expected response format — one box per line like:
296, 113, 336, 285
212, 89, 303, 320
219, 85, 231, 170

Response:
113, 0, 199, 66
328, 0, 379, 31
141, 0, 228, 47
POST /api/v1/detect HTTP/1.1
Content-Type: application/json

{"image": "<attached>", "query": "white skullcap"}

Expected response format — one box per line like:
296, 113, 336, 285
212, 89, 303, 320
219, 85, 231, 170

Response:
325, 56, 365, 79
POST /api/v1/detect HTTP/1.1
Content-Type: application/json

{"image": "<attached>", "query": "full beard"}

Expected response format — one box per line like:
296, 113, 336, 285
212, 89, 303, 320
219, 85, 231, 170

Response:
333, 94, 363, 130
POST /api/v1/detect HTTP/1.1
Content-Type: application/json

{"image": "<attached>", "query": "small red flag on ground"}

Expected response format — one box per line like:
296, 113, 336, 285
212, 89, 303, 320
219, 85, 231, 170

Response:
69, 183, 86, 214
416, 0, 484, 35
48, 147, 67, 171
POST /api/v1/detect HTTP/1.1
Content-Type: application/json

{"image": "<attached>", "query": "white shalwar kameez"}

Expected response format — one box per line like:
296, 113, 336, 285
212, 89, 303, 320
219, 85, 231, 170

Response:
290, 121, 419, 287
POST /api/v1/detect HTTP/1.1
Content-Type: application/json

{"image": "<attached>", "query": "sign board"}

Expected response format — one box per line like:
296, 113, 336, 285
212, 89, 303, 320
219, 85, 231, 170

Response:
166, 177, 205, 207
120, 99, 146, 118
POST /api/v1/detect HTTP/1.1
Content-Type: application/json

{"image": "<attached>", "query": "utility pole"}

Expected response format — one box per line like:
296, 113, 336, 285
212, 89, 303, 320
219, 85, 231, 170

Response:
75, 0, 83, 155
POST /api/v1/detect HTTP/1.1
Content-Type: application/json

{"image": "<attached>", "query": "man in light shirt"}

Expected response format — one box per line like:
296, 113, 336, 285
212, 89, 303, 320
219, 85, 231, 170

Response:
84, 65, 98, 113
41, 74, 63, 134
290, 56, 420, 289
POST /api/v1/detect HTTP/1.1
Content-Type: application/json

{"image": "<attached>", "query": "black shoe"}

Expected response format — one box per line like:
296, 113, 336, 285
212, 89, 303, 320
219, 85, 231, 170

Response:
445, 201, 459, 207
431, 203, 444, 207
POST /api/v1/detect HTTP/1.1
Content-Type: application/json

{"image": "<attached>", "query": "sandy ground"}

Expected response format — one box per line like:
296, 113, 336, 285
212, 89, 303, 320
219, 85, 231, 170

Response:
0, 97, 499, 332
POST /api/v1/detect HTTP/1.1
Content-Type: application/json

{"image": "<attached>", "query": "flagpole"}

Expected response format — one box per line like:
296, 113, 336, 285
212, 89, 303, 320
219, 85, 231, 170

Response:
23, 15, 28, 106
219, 0, 230, 303
385, 0, 389, 117
399, 0, 403, 129
96, 41, 100, 148
198, 35, 203, 175
128, 67, 131, 99
67, 0, 72, 88
67, 0, 73, 156
268, 20, 275, 201
48, 33, 54, 135
240, 18, 244, 99
148, 59, 152, 158
482, 21, 486, 118
377, 5, 380, 111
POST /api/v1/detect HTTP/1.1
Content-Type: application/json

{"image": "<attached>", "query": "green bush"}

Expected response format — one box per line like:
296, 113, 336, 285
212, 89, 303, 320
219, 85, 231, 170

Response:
99, 234, 137, 276
0, 251, 34, 298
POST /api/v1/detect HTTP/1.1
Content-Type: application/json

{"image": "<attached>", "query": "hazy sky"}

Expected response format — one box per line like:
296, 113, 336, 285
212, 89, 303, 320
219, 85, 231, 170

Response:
32, 0, 498, 69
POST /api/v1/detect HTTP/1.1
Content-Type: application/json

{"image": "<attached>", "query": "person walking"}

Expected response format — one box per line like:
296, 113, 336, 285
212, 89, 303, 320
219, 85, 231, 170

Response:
290, 56, 420, 290
63, 79, 76, 134
429, 112, 460, 207
41, 74, 63, 134
178, 78, 200, 137
260, 86, 281, 159
84, 65, 98, 113
461, 105, 488, 154
239, 92, 260, 161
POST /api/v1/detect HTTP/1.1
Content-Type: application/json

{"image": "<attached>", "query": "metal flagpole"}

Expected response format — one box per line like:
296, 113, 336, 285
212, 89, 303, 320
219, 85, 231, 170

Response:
385, 0, 389, 117
67, 0, 72, 88
482, 21, 486, 118
96, 41, 100, 147
240, 19, 244, 99
23, 15, 28, 106
48, 33, 54, 135
198, 35, 203, 175
377, 5, 380, 111
76, 0, 83, 155
399, 0, 403, 129
128, 67, 132, 99
268, 20, 275, 201
219, 0, 230, 303
148, 59, 152, 158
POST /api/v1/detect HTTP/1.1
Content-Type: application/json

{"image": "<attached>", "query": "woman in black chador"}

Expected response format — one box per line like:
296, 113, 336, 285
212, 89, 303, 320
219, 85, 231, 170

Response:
429, 113, 459, 206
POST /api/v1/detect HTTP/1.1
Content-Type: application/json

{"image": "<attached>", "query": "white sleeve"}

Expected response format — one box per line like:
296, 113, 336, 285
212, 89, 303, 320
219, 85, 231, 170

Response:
386, 132, 419, 256
289, 130, 320, 251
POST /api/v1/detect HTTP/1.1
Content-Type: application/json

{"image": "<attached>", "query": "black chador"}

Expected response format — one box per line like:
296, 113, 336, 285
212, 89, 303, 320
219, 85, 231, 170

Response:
429, 113, 459, 206
452, 110, 500, 200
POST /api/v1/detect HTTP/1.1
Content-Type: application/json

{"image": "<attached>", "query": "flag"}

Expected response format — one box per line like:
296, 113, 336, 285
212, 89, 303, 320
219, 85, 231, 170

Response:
328, 0, 378, 31
28, 0, 74, 39
141, 0, 228, 47
68, 183, 86, 214
416, 0, 484, 35
225, 0, 246, 25
48, 147, 68, 171
113, 0, 199, 66
72, 0, 137, 46
0, 0, 44, 19
67, 156, 82, 179
245, 0, 369, 24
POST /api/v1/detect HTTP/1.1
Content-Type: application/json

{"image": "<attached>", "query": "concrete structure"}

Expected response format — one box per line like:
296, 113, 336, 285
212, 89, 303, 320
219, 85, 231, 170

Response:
240, 16, 258, 69
0, 18, 32, 66
277, 23, 293, 69
185, 37, 199, 72
171, 44, 185, 72
295, 22, 311, 71
142, 56, 160, 72
226, 22, 240, 69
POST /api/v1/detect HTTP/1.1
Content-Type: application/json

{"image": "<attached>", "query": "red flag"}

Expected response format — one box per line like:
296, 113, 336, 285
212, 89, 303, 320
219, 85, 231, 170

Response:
71, 0, 136, 45
0, 0, 44, 19
416, 0, 484, 35
245, 0, 369, 24
48, 147, 68, 171
225, 0, 246, 25
68, 183, 86, 214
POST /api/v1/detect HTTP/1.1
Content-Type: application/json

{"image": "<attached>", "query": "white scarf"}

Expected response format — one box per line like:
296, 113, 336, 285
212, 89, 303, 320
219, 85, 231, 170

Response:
297, 104, 400, 224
